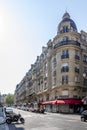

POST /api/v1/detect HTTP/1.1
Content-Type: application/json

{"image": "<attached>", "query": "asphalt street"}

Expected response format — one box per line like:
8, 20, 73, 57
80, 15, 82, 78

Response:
8, 108, 87, 130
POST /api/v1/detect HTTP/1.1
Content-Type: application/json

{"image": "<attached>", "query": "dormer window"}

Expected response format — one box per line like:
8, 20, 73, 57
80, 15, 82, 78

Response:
62, 26, 69, 33
57, 12, 78, 34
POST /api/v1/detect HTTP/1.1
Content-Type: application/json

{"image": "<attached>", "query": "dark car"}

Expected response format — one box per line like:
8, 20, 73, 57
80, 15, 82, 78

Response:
81, 110, 87, 122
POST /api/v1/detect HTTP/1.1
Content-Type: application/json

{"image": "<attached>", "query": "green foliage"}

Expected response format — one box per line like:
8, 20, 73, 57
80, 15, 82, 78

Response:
5, 93, 14, 106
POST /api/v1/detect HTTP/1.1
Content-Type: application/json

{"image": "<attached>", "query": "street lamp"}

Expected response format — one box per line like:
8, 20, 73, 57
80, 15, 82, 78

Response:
83, 72, 87, 78
82, 72, 87, 105
83, 72, 87, 86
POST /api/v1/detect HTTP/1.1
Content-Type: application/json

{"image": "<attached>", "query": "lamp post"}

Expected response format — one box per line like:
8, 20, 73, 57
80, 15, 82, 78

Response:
83, 72, 87, 78
82, 72, 87, 105
83, 72, 87, 86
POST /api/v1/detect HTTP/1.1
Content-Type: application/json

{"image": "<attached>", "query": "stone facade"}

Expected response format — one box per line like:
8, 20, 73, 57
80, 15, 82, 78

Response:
14, 12, 87, 113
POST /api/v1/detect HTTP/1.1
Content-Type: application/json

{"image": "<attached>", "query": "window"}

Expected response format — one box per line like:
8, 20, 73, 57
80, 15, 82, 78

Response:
38, 81, 40, 86
53, 70, 56, 76
62, 49, 68, 55
53, 54, 57, 68
83, 55, 87, 63
81, 34, 87, 41
75, 50, 80, 60
44, 82, 47, 90
83, 79, 87, 86
53, 77, 56, 85
75, 76, 80, 83
75, 67, 79, 73
62, 75, 68, 84
53, 54, 56, 62
83, 67, 87, 73
61, 49, 69, 59
63, 36, 68, 41
44, 73, 48, 81
75, 64, 79, 73
61, 63, 69, 72
41, 79, 43, 84
44, 63, 47, 71
62, 26, 69, 33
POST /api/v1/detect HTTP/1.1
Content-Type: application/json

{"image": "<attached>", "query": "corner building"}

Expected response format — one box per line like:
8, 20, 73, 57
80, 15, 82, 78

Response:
14, 12, 87, 113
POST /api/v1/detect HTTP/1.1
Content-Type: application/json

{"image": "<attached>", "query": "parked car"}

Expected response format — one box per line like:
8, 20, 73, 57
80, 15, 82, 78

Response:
5, 107, 13, 114
29, 107, 35, 112
81, 110, 87, 122
0, 104, 9, 130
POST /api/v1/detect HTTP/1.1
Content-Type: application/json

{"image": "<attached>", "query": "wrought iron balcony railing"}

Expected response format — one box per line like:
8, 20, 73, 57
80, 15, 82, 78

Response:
54, 40, 80, 49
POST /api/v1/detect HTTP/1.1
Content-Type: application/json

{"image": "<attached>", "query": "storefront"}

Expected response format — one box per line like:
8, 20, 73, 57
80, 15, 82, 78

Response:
40, 99, 83, 113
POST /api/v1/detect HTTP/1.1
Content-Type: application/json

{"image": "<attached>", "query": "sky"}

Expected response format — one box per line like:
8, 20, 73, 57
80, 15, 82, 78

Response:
0, 0, 87, 94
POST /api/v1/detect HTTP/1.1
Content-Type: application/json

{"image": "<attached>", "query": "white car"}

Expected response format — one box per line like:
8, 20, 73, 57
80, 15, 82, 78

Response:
0, 105, 9, 130
5, 107, 13, 114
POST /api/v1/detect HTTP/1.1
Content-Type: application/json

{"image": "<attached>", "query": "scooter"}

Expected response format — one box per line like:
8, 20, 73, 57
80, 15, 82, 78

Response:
6, 113, 25, 124
34, 109, 45, 114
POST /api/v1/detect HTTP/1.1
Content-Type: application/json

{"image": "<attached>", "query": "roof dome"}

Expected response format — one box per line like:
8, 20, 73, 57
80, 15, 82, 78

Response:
57, 12, 78, 33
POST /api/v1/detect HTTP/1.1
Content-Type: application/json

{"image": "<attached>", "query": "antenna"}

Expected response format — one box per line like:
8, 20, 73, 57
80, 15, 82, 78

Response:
65, 7, 68, 13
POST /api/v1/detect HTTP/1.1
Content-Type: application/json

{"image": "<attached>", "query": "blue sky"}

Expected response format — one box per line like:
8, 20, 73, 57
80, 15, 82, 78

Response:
0, 0, 87, 94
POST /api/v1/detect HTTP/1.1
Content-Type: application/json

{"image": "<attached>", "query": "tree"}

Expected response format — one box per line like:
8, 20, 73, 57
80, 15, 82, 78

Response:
5, 93, 14, 106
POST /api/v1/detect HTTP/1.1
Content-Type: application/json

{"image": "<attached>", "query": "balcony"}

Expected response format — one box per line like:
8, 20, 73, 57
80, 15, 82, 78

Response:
54, 40, 80, 49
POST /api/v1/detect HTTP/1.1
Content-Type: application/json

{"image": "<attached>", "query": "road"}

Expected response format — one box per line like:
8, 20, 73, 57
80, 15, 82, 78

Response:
8, 108, 87, 130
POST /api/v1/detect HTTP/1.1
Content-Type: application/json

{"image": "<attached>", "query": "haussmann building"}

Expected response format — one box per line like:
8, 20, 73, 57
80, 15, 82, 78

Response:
14, 12, 87, 113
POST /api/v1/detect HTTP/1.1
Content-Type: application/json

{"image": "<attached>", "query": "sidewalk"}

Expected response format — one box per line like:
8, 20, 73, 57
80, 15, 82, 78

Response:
5, 124, 9, 130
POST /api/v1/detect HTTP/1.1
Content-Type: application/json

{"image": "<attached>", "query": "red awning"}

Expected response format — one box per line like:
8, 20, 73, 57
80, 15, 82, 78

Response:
41, 99, 82, 105
56, 99, 82, 104
41, 100, 57, 105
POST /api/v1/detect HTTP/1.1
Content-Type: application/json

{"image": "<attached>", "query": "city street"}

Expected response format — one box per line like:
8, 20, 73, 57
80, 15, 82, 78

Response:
8, 108, 87, 130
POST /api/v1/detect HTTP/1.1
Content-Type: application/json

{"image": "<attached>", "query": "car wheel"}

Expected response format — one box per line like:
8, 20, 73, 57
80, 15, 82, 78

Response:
81, 117, 85, 122
6, 118, 12, 124
20, 118, 25, 124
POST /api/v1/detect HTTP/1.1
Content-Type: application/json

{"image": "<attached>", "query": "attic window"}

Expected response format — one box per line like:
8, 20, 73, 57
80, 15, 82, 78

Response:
63, 26, 69, 33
